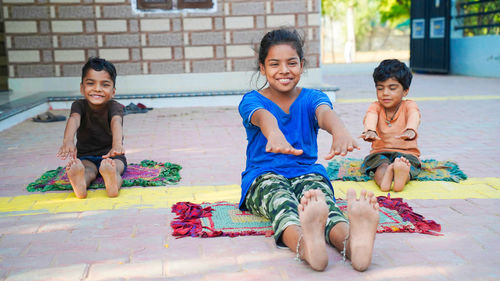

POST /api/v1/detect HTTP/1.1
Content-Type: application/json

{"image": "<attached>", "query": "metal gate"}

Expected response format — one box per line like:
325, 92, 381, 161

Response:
410, 0, 450, 73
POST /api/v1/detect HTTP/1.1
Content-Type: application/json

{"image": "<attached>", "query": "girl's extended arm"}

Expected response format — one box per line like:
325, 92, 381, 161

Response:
103, 115, 125, 158
251, 108, 303, 155
57, 112, 81, 160
316, 104, 359, 159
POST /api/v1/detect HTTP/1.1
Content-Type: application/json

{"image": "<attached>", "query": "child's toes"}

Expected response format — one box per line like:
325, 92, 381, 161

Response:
301, 190, 315, 205
360, 189, 367, 200
347, 188, 357, 202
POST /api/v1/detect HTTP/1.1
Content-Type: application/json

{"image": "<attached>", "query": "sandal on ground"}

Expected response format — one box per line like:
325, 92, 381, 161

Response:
124, 103, 148, 114
137, 103, 153, 111
32, 112, 66, 122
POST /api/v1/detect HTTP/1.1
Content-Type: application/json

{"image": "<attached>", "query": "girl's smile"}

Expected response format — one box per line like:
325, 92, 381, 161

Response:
260, 44, 304, 96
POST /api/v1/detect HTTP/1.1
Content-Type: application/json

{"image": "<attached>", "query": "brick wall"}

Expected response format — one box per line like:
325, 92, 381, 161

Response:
3, 0, 321, 81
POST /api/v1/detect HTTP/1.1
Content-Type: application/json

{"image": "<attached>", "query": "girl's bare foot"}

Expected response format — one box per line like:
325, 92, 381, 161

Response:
99, 159, 120, 197
298, 189, 329, 271
346, 188, 379, 271
393, 157, 411, 192
66, 159, 87, 199
380, 163, 393, 192
299, 188, 315, 207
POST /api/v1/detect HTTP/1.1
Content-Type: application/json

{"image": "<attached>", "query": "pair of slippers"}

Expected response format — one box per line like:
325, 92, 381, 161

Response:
32, 112, 66, 122
123, 103, 153, 115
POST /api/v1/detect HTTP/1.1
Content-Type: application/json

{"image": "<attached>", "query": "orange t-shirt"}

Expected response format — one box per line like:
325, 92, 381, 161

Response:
364, 100, 420, 157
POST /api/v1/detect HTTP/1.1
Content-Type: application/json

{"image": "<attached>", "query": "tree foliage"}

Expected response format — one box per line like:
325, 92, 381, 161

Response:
321, 0, 412, 52
322, 0, 411, 26
322, 0, 380, 46
379, 0, 411, 27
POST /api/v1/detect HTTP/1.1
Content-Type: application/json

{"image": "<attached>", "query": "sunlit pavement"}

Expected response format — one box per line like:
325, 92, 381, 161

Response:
1, 67, 499, 280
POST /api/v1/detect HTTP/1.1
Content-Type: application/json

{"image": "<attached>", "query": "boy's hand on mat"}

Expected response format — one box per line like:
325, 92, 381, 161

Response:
359, 130, 380, 142
266, 131, 303, 156
103, 146, 125, 158
57, 141, 77, 160
325, 134, 360, 160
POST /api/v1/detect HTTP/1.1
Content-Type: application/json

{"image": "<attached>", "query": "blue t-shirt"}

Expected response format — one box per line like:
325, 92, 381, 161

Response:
238, 88, 335, 210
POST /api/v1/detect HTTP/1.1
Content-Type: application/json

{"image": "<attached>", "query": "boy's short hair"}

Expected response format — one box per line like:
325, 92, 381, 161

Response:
373, 59, 412, 90
81, 57, 117, 87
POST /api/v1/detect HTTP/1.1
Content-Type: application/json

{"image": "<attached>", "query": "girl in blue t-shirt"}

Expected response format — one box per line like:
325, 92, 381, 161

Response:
238, 28, 380, 272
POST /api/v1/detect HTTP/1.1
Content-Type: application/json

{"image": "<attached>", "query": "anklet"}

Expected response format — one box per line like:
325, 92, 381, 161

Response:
340, 233, 349, 263
295, 234, 303, 261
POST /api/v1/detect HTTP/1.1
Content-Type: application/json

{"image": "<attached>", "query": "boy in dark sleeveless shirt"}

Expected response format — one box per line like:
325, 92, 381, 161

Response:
57, 57, 126, 198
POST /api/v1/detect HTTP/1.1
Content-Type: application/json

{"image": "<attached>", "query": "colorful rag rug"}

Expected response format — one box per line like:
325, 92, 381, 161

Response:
27, 160, 182, 192
170, 195, 442, 238
327, 158, 467, 182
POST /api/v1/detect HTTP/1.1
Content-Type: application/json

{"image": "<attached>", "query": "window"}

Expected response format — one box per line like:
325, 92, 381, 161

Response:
178, 0, 214, 9
137, 0, 173, 10
454, 0, 500, 36
134, 0, 215, 13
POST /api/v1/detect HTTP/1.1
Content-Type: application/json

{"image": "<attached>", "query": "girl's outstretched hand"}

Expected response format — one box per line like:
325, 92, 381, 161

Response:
266, 130, 303, 156
325, 133, 359, 160
57, 141, 77, 160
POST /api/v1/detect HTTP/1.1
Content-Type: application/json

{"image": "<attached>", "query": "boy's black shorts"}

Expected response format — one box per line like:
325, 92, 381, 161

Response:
78, 154, 127, 175
361, 152, 421, 179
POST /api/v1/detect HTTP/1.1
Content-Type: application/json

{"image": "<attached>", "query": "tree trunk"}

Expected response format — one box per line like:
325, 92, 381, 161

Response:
344, 5, 356, 63
330, 17, 336, 63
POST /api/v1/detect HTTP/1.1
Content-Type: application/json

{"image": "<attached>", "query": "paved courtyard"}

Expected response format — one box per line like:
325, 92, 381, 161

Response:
0, 67, 499, 280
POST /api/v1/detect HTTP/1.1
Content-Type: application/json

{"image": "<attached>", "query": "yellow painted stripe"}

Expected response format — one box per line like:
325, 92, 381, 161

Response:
1, 178, 499, 217
0, 185, 240, 217
336, 95, 500, 104
333, 177, 500, 199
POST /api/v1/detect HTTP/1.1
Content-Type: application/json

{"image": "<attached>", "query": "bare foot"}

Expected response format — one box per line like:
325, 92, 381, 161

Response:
346, 189, 379, 271
393, 157, 411, 192
299, 188, 315, 207
66, 159, 87, 199
379, 163, 393, 192
298, 189, 329, 271
99, 159, 120, 197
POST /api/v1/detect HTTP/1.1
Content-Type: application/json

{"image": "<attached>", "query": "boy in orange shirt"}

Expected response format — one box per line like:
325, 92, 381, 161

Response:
359, 59, 421, 192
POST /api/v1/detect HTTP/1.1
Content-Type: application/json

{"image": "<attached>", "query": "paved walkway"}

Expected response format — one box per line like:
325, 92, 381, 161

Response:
1, 67, 500, 280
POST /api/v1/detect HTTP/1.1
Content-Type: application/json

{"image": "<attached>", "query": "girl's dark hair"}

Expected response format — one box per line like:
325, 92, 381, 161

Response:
372, 59, 412, 90
258, 28, 305, 67
81, 57, 117, 87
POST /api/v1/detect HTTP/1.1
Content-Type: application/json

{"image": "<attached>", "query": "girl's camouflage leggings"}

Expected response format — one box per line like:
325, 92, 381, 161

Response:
244, 172, 348, 246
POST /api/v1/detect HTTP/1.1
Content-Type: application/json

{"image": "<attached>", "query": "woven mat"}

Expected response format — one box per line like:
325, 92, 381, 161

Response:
327, 158, 467, 182
170, 195, 441, 238
27, 160, 181, 192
